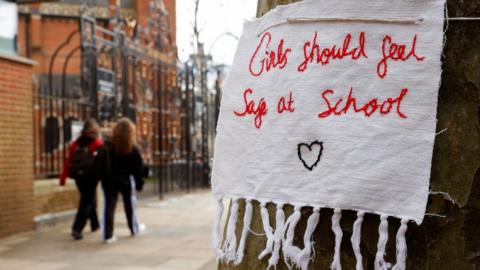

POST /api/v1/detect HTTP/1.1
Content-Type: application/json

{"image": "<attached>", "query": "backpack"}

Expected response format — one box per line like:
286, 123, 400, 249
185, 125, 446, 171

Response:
69, 145, 96, 179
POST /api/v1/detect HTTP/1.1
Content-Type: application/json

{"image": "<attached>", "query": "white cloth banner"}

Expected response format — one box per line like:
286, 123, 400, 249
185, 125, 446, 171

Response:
211, 0, 445, 268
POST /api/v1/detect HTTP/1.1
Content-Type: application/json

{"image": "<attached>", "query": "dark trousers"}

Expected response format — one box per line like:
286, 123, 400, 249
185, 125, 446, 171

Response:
102, 178, 139, 240
72, 179, 99, 233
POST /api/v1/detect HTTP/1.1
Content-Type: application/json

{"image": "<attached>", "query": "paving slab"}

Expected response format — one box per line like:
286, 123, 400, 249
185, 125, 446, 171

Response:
0, 190, 217, 270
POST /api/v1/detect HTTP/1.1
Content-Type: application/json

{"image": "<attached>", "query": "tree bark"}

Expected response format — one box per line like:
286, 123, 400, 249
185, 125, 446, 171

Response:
219, 1, 480, 269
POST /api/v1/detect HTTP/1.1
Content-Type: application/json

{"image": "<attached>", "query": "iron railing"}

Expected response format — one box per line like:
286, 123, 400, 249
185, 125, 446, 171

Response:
34, 10, 221, 198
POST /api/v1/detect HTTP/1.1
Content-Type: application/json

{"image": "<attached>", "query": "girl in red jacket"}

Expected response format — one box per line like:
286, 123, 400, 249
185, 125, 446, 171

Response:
60, 119, 109, 240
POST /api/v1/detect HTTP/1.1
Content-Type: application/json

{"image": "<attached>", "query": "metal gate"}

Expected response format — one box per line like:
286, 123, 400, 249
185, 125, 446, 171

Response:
35, 9, 217, 198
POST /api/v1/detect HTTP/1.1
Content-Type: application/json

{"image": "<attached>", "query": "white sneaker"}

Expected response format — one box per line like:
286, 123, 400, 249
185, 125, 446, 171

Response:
104, 236, 117, 244
132, 224, 147, 236
138, 223, 147, 233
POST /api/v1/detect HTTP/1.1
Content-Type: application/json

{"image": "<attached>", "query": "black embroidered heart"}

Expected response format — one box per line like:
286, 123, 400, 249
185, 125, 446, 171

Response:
297, 140, 323, 171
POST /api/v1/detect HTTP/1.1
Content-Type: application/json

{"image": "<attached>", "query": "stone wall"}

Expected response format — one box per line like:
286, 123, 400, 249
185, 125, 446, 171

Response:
34, 179, 78, 218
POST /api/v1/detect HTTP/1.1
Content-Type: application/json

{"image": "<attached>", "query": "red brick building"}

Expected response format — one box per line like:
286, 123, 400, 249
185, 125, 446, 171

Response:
17, 0, 176, 72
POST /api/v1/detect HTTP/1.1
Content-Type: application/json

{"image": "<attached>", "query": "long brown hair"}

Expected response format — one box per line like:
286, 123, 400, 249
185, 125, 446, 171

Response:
111, 117, 136, 155
82, 118, 100, 139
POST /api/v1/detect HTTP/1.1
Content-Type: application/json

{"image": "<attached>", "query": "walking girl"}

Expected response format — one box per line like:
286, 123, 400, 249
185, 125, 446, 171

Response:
60, 119, 109, 240
102, 118, 145, 243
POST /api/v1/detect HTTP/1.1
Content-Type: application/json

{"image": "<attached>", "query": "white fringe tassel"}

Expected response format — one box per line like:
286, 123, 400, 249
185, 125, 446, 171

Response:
374, 215, 391, 270
282, 206, 302, 269
351, 211, 365, 270
259, 202, 275, 260
212, 198, 225, 260
223, 198, 239, 263
267, 203, 285, 269
234, 199, 253, 265
392, 219, 409, 270
297, 207, 321, 270
212, 198, 410, 270
330, 208, 343, 270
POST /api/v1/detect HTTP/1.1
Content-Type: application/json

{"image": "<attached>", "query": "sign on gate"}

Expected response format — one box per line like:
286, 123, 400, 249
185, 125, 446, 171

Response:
71, 121, 84, 141
97, 67, 115, 94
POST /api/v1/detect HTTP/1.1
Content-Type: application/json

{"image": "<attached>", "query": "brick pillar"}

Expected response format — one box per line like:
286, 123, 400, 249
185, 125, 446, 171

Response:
109, 0, 119, 17
29, 13, 42, 74
0, 53, 36, 238
135, 0, 150, 29
164, 0, 176, 44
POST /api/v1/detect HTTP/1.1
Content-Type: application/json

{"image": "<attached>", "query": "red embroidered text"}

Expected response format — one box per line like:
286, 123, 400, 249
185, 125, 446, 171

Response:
297, 31, 367, 72
318, 87, 409, 119
248, 32, 292, 77
377, 34, 426, 79
234, 88, 268, 129
277, 91, 295, 113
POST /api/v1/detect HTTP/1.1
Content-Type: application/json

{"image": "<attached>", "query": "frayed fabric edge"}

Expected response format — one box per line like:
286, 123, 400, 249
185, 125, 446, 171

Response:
213, 197, 412, 270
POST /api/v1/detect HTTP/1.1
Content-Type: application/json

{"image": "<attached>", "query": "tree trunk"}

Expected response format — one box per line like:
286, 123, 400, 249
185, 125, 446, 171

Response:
219, 1, 480, 269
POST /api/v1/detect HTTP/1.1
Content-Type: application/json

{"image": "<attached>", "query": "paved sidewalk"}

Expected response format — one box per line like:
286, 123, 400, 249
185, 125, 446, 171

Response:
0, 190, 217, 270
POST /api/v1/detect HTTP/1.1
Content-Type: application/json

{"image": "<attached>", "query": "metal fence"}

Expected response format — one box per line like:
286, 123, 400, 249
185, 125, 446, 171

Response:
34, 10, 220, 198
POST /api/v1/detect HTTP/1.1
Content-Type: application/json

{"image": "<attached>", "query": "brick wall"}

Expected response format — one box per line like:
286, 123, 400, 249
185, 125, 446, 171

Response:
16, 15, 82, 76
0, 53, 35, 238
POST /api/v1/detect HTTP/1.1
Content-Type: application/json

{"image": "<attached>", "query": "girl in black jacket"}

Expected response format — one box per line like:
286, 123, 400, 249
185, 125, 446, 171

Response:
102, 118, 145, 243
